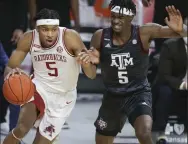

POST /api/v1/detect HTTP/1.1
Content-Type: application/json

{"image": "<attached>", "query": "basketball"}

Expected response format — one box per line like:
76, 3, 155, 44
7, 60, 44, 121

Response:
3, 74, 35, 105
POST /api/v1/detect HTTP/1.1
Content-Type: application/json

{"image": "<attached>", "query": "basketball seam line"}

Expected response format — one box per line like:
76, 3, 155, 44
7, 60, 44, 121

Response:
8, 78, 20, 103
19, 76, 23, 101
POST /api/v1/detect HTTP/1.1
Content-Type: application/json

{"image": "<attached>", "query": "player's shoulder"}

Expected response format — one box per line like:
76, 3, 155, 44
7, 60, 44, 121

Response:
63, 28, 79, 37
93, 29, 103, 38
16, 30, 33, 52
63, 28, 82, 47
24, 30, 33, 36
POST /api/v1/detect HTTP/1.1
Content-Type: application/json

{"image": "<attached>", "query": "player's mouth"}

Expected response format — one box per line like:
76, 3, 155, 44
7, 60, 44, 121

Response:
46, 39, 53, 44
112, 25, 122, 31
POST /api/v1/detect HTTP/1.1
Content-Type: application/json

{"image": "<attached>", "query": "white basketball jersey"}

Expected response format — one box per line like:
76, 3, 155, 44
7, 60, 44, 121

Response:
30, 27, 80, 93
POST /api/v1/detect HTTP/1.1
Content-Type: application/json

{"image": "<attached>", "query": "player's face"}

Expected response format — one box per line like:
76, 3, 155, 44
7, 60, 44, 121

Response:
37, 25, 59, 48
111, 12, 134, 33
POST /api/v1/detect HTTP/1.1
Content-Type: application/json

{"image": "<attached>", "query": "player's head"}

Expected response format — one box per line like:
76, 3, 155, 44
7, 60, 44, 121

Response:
109, 0, 136, 33
34, 8, 61, 48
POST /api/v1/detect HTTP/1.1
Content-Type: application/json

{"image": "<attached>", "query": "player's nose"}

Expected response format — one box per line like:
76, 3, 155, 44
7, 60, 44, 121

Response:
113, 18, 120, 24
47, 31, 53, 37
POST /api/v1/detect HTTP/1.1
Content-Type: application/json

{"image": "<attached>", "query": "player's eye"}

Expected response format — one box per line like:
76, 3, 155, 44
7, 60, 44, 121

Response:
42, 28, 48, 32
52, 29, 56, 32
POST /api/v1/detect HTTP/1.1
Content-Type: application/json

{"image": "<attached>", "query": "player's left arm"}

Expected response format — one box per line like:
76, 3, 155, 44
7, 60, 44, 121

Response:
64, 29, 97, 79
141, 6, 187, 40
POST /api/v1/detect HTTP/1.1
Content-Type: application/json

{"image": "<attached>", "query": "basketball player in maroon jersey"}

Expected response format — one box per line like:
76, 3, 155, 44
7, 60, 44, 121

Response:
87, 0, 187, 144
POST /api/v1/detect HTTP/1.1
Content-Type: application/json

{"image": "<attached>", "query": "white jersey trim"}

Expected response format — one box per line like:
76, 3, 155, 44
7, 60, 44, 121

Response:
29, 30, 35, 54
62, 28, 75, 57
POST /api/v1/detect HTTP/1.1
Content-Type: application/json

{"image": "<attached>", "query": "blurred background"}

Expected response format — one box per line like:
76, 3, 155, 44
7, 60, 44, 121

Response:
0, 0, 187, 143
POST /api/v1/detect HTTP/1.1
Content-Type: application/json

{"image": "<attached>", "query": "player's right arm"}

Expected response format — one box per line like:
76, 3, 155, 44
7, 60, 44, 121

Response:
89, 29, 103, 64
4, 32, 32, 79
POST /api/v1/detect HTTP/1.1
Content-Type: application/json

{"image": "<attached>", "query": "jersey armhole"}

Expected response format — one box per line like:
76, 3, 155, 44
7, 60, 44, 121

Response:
29, 30, 35, 54
137, 27, 149, 54
62, 28, 75, 57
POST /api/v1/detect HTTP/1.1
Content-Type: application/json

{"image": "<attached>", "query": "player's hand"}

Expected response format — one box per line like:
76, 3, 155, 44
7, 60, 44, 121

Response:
4, 68, 25, 80
142, 0, 153, 7
165, 6, 183, 33
11, 29, 23, 44
77, 50, 91, 67
88, 47, 100, 65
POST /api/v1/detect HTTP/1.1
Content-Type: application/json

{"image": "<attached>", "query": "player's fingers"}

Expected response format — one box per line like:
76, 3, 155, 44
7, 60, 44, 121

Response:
12, 69, 17, 77
78, 52, 85, 56
82, 55, 90, 63
78, 52, 88, 58
15, 68, 22, 75
171, 5, 179, 16
169, 6, 175, 15
176, 9, 182, 17
164, 17, 169, 25
79, 53, 88, 60
14, 36, 20, 44
88, 47, 94, 53
7, 69, 16, 79
166, 6, 174, 17
11, 36, 16, 43
90, 57, 99, 65
4, 73, 10, 81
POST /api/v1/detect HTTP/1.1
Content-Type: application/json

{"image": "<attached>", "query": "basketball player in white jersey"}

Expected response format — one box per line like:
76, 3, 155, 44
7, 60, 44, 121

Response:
3, 8, 97, 144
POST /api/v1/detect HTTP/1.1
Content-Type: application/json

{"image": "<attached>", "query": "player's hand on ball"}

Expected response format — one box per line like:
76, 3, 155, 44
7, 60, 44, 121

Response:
5, 68, 26, 80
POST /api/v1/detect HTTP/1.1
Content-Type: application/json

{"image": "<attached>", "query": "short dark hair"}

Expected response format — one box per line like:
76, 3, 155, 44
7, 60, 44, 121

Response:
34, 8, 61, 22
109, 0, 136, 15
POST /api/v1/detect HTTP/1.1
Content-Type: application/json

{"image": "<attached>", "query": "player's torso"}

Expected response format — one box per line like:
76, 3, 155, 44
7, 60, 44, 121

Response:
30, 27, 80, 93
100, 26, 149, 93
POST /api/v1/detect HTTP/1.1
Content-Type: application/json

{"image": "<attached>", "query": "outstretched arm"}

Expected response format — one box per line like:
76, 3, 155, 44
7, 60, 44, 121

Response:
88, 29, 103, 64
141, 6, 187, 40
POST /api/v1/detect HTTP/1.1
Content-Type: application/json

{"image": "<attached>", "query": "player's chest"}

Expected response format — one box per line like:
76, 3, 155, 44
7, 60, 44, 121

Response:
31, 46, 67, 63
101, 48, 144, 70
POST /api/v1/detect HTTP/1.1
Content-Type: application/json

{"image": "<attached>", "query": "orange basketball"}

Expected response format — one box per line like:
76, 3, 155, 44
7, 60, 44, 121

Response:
3, 74, 35, 105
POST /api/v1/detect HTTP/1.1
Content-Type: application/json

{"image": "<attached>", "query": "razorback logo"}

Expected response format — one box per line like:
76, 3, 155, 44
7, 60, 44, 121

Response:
43, 124, 55, 137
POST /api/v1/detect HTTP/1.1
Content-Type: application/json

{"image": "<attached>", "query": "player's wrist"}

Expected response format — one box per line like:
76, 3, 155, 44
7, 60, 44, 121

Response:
178, 24, 187, 37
